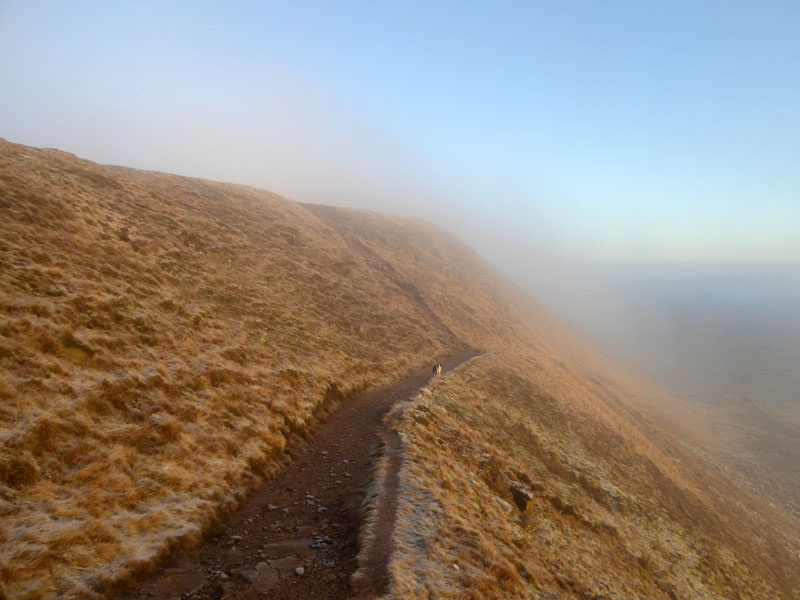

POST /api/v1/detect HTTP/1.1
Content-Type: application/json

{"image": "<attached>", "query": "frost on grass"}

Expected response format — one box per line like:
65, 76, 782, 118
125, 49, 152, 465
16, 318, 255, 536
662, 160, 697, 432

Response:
385, 356, 798, 600
0, 139, 482, 598
1, 139, 798, 600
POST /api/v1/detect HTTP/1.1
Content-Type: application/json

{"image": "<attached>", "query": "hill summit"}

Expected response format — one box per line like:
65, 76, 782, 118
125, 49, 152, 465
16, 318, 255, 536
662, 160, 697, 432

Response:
0, 139, 798, 599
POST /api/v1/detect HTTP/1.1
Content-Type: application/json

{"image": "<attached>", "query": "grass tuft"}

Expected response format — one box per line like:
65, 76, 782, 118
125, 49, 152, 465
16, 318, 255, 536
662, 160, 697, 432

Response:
0, 451, 40, 489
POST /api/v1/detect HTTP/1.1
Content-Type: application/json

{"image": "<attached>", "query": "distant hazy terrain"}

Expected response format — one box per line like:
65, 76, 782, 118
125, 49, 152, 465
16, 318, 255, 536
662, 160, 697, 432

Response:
530, 262, 800, 524
535, 263, 800, 416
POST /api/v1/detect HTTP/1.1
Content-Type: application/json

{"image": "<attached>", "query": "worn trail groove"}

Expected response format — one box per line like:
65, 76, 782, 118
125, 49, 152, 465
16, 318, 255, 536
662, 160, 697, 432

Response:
119, 352, 476, 600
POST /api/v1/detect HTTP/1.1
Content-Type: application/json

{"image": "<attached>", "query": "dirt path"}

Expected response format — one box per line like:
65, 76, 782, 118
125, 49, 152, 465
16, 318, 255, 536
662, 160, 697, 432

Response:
119, 351, 477, 600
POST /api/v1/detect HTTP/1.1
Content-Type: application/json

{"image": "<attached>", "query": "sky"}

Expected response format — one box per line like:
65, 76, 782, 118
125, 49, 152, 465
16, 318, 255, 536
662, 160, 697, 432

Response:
1, 0, 799, 265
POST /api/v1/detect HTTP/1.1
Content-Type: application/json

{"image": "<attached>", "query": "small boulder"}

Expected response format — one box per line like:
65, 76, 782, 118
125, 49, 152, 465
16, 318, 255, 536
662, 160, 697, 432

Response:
149, 569, 206, 598
233, 562, 278, 593
510, 484, 533, 512
261, 538, 314, 559
220, 547, 244, 566
496, 497, 513, 513
270, 555, 303, 572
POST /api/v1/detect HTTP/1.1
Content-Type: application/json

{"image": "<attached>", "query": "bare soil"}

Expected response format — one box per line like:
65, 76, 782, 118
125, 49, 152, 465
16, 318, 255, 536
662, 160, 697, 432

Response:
117, 352, 476, 600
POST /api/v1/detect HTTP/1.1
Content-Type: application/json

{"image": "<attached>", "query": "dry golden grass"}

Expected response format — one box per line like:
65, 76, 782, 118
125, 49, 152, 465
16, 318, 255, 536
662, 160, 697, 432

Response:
0, 139, 472, 598
386, 352, 800, 599
1, 138, 798, 599
313, 189, 800, 598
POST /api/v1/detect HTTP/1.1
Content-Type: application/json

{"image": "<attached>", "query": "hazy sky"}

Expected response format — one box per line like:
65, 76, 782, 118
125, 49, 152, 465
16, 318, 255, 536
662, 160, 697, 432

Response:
2, 1, 799, 263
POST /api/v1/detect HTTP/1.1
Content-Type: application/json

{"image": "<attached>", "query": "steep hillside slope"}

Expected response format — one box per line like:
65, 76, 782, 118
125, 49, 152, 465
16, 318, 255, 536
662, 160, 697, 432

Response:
309, 204, 800, 599
0, 138, 798, 599
384, 356, 800, 599
0, 139, 470, 598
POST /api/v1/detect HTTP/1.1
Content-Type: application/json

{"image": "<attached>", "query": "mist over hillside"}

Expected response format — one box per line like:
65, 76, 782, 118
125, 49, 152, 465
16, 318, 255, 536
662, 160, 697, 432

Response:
520, 262, 800, 414
1, 139, 799, 600
515, 260, 800, 531
2, 3, 799, 599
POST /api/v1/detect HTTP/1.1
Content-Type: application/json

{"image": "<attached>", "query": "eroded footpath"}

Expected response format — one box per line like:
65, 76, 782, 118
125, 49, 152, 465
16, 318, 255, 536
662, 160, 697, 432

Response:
117, 351, 477, 600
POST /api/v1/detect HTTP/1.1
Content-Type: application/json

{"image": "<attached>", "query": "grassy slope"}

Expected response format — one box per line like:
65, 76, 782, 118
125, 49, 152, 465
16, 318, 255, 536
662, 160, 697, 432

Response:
0, 139, 468, 598
0, 139, 797, 599
307, 187, 800, 598
388, 357, 800, 599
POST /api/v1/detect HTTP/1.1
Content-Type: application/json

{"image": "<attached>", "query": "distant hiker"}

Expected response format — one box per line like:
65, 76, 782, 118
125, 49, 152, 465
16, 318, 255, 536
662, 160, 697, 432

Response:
433, 363, 442, 377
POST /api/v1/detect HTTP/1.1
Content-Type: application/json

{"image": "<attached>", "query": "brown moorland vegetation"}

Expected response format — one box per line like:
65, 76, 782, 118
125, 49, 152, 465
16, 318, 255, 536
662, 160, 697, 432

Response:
0, 138, 798, 599
318, 204, 800, 599
0, 138, 470, 598
385, 356, 800, 599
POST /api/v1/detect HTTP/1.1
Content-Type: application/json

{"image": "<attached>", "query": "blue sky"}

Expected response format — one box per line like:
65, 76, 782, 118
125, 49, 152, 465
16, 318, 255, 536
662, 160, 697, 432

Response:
2, 1, 799, 263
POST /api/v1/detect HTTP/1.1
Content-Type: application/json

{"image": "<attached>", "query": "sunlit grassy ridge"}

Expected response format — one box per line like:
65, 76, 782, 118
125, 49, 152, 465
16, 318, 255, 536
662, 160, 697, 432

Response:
387, 354, 800, 599
0, 139, 470, 598
0, 138, 798, 599
312, 183, 800, 598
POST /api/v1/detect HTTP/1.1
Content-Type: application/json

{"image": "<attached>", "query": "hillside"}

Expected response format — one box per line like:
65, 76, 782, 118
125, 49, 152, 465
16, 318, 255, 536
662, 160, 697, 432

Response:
0, 138, 798, 599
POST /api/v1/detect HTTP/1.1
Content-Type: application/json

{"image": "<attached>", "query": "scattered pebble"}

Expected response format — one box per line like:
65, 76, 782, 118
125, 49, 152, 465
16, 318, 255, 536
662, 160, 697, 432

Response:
311, 535, 333, 549
295, 566, 305, 576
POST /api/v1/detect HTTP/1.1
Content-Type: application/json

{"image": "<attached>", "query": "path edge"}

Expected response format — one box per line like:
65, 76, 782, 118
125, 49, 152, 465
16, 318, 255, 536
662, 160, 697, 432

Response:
351, 354, 482, 598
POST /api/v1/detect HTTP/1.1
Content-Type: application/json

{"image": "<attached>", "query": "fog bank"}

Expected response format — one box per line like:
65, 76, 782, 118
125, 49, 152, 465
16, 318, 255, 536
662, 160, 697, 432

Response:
511, 259, 800, 416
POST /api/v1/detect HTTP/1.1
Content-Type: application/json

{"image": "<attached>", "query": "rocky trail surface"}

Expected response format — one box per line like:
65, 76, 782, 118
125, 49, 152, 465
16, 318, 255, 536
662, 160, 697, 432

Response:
118, 352, 477, 600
